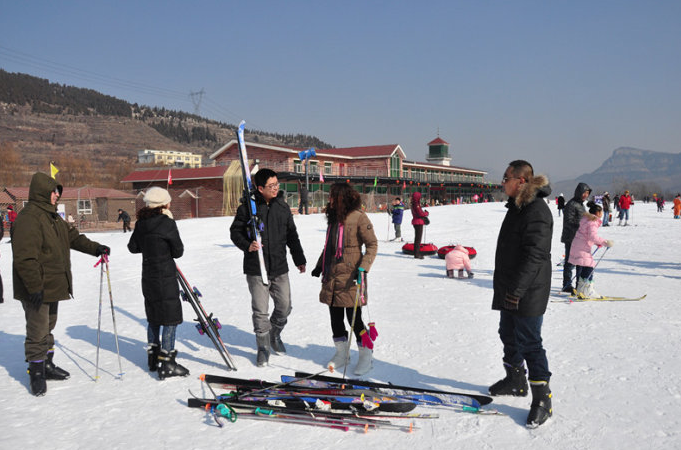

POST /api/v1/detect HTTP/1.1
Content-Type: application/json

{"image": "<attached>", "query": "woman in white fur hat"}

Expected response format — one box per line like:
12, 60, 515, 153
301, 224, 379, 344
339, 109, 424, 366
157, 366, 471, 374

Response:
127, 187, 188, 379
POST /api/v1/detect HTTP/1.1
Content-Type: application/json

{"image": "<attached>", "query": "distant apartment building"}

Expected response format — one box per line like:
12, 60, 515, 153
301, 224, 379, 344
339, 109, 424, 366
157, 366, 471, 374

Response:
137, 149, 202, 168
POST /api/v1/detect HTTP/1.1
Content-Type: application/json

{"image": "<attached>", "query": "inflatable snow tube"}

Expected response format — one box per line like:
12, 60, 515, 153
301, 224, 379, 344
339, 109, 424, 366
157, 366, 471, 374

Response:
402, 243, 438, 256
437, 245, 477, 260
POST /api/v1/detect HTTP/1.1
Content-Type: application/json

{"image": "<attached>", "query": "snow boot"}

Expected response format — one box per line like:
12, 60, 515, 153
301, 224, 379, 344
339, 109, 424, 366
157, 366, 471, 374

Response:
269, 325, 286, 354
147, 343, 160, 372
489, 363, 529, 396
526, 380, 553, 428
458, 269, 465, 279
576, 277, 589, 298
327, 336, 349, 371
158, 349, 190, 380
354, 342, 373, 376
45, 349, 70, 380
256, 332, 270, 367
27, 360, 47, 396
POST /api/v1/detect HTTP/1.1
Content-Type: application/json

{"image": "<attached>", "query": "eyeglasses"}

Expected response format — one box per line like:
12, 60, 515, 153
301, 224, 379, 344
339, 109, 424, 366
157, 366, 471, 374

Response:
265, 182, 280, 190
501, 176, 520, 183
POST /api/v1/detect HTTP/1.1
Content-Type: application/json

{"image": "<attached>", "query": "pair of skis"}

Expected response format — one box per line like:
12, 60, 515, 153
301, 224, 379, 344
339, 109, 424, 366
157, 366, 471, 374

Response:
177, 266, 237, 371
194, 373, 497, 415
551, 290, 646, 303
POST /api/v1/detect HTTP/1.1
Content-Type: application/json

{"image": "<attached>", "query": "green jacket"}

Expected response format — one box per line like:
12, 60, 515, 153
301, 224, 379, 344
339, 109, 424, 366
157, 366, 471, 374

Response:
12, 172, 101, 302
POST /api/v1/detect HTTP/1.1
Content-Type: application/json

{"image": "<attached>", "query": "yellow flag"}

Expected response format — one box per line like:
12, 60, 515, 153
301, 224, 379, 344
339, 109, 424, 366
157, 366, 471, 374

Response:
50, 162, 59, 179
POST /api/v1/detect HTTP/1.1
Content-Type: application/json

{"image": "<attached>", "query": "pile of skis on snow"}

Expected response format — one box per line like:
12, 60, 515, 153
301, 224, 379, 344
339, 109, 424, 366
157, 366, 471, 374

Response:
187, 372, 500, 432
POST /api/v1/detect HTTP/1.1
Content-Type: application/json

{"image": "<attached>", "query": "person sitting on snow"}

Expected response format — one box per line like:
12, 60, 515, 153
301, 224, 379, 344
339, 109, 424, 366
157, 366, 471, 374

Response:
445, 245, 474, 279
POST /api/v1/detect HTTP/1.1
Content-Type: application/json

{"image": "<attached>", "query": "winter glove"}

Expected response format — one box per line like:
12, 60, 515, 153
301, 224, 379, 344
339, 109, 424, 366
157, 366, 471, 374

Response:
368, 322, 378, 341
467, 272, 475, 279
311, 267, 322, 278
356, 267, 366, 284
359, 329, 374, 350
503, 293, 520, 311
604, 240, 614, 248
95, 245, 111, 256
29, 291, 44, 310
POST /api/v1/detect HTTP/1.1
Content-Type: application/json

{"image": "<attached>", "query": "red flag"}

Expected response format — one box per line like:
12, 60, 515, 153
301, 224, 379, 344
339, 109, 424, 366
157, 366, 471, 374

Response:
167, 168, 173, 185
402, 181, 406, 190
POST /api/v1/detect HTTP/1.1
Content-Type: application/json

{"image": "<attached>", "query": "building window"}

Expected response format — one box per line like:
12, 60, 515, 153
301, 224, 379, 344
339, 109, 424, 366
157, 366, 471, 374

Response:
78, 200, 92, 214
390, 154, 401, 177
294, 159, 303, 173
324, 162, 332, 175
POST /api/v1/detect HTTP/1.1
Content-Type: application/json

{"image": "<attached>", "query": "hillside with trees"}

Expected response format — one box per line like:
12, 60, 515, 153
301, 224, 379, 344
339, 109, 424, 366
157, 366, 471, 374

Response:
0, 69, 334, 188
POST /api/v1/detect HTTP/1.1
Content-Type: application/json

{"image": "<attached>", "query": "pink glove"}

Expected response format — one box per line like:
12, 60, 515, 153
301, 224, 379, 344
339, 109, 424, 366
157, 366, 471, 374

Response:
360, 329, 374, 349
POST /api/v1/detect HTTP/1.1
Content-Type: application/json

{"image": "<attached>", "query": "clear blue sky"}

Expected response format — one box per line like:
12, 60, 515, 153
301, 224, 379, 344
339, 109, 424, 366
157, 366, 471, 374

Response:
1, 0, 680, 180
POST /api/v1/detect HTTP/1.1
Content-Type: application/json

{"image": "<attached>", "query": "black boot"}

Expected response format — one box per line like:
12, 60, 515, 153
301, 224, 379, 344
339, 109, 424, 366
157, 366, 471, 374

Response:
269, 325, 286, 354
256, 332, 270, 367
45, 350, 70, 380
158, 349, 190, 380
489, 363, 529, 396
147, 343, 160, 372
27, 361, 47, 396
526, 380, 553, 428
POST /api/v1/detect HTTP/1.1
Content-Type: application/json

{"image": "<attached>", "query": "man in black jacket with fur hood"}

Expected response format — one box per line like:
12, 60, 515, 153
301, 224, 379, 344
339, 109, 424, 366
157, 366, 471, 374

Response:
230, 168, 306, 367
489, 160, 553, 428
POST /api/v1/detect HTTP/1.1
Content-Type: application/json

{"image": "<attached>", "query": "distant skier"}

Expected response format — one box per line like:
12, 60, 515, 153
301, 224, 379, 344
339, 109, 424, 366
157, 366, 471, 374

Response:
560, 183, 591, 293
618, 190, 633, 226
117, 208, 132, 233
388, 197, 405, 241
601, 192, 611, 226
556, 194, 565, 217
568, 201, 614, 299
127, 187, 189, 380
410, 191, 429, 259
673, 194, 681, 219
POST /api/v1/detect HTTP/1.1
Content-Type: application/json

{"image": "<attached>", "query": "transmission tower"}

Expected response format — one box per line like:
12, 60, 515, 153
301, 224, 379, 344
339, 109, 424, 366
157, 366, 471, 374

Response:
189, 88, 205, 115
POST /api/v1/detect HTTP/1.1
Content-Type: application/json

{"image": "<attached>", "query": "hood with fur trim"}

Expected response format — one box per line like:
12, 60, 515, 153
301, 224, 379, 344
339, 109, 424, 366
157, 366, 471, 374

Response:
513, 174, 551, 209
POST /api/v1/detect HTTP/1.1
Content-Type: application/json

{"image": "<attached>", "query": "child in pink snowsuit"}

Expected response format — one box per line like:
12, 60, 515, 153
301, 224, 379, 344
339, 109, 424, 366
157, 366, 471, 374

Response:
568, 201, 614, 298
445, 245, 474, 279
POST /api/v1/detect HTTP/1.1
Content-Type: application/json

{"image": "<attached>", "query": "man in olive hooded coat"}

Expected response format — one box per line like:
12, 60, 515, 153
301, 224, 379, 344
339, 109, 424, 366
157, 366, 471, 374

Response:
12, 172, 109, 396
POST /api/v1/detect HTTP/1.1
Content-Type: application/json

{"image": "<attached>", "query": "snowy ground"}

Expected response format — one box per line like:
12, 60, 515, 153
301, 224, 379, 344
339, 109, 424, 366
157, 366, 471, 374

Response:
1, 201, 679, 449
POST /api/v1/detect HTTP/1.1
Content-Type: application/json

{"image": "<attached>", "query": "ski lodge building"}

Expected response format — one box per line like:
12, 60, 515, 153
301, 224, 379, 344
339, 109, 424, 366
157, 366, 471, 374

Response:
122, 137, 500, 219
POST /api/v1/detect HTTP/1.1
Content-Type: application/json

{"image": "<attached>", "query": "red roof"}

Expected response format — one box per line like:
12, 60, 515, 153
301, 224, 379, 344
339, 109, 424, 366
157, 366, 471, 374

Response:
428, 137, 449, 146
4, 187, 135, 200
121, 166, 228, 183
319, 144, 401, 158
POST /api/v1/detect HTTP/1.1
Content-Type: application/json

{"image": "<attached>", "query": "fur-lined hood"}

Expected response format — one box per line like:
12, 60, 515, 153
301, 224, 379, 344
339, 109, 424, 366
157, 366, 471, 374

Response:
581, 211, 600, 221
513, 174, 551, 209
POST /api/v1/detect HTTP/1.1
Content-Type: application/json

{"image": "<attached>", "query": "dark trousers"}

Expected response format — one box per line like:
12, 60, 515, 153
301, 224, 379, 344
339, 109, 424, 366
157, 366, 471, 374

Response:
413, 225, 424, 257
122, 221, 132, 233
562, 242, 574, 288
329, 306, 365, 341
22, 300, 59, 362
498, 310, 551, 382
576, 265, 594, 281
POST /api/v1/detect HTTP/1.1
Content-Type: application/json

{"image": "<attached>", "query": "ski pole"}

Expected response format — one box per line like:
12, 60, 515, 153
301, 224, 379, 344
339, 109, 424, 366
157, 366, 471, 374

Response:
103, 255, 124, 378
593, 246, 610, 271
342, 270, 365, 379
95, 258, 104, 381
